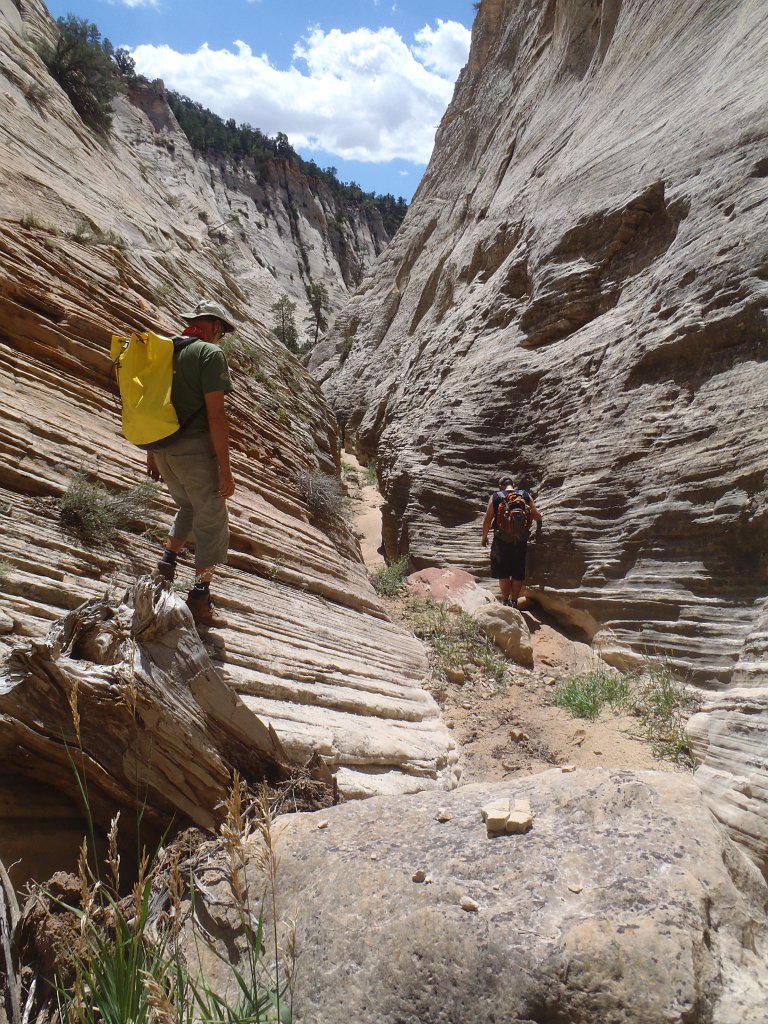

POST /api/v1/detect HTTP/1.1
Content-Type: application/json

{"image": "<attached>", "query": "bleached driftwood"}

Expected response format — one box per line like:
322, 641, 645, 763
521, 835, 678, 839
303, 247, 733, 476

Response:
0, 577, 292, 838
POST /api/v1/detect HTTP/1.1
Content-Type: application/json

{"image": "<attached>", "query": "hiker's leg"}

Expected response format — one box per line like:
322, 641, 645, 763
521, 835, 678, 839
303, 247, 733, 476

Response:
162, 437, 230, 627
490, 535, 510, 602
187, 565, 228, 627
153, 449, 194, 544
162, 437, 229, 567
509, 543, 528, 606
152, 449, 195, 579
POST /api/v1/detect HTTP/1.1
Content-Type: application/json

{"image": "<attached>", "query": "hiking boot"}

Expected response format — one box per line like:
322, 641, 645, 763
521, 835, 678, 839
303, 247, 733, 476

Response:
155, 558, 176, 582
186, 592, 228, 629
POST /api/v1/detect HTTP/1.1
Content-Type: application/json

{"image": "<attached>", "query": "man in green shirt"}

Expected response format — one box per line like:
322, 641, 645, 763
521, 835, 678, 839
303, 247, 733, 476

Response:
147, 300, 236, 628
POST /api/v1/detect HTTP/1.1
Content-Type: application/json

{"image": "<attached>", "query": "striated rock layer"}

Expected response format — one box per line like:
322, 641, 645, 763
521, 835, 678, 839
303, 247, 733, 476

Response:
0, 0, 455, 883
317, 0, 768, 689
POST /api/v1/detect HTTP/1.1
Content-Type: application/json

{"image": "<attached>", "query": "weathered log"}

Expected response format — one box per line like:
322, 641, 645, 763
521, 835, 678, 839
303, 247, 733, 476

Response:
0, 577, 293, 842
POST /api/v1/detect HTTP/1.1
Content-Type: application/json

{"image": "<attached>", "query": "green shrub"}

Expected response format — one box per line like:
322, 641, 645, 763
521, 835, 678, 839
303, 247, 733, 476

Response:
24, 82, 49, 109
628, 662, 701, 766
20, 212, 43, 229
405, 597, 507, 685
553, 669, 630, 720
72, 220, 93, 243
553, 661, 700, 766
373, 555, 409, 596
38, 15, 118, 134
59, 474, 159, 542
364, 462, 377, 487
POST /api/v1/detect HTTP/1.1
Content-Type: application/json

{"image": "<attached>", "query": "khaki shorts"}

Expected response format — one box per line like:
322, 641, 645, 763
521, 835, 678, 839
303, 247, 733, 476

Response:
154, 434, 229, 568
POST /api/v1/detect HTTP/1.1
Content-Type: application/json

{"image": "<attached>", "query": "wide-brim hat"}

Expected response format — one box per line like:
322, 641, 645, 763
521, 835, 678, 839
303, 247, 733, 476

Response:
181, 299, 236, 334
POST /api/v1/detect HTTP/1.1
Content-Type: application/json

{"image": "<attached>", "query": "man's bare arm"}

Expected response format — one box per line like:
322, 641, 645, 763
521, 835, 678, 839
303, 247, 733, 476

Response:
204, 390, 235, 498
481, 496, 495, 546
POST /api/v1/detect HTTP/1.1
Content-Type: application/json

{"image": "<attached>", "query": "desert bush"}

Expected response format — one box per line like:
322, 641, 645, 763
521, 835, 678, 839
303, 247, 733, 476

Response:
373, 555, 409, 597
20, 212, 43, 229
552, 669, 630, 720
628, 662, 701, 766
295, 470, 346, 524
552, 661, 700, 766
0, 558, 11, 579
363, 461, 377, 487
38, 15, 118, 134
59, 474, 159, 542
24, 82, 48, 109
406, 597, 507, 685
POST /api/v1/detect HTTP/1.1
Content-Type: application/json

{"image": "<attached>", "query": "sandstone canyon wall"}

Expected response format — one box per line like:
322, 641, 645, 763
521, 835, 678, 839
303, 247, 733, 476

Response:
0, 0, 455, 883
317, 0, 768, 690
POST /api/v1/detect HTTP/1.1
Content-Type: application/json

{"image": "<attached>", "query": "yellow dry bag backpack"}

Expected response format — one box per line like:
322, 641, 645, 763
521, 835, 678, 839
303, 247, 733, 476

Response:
110, 331, 198, 449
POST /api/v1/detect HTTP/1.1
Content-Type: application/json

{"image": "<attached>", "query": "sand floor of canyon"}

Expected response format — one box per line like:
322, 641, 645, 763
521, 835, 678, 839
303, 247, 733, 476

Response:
343, 451, 682, 786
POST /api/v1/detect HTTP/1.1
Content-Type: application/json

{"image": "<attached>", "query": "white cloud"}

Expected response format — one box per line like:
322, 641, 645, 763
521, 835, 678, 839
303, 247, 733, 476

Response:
130, 20, 471, 164
412, 19, 471, 78
112, 0, 160, 8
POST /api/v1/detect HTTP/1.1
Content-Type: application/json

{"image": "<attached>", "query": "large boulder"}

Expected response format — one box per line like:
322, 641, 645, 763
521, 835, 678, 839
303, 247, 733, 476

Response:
405, 566, 494, 617
473, 602, 534, 667
200, 770, 768, 1024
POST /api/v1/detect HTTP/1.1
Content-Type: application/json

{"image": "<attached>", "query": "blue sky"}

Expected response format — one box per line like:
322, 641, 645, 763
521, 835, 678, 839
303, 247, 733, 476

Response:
45, 0, 475, 199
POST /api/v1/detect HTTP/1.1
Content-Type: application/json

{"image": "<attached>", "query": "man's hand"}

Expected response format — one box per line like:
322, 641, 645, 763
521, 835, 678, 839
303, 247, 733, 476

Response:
219, 468, 235, 498
482, 535, 489, 547
146, 453, 161, 482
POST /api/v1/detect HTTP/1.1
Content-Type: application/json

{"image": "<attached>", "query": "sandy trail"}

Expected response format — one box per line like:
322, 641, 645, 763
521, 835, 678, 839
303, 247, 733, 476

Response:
343, 451, 684, 784
342, 450, 384, 570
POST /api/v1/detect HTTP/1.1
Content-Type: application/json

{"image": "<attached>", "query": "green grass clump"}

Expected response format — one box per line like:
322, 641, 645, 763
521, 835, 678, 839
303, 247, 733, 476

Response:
363, 462, 377, 487
373, 555, 409, 596
628, 662, 701, 766
553, 669, 630, 721
405, 597, 507, 687
52, 779, 294, 1024
59, 474, 159, 542
552, 660, 701, 767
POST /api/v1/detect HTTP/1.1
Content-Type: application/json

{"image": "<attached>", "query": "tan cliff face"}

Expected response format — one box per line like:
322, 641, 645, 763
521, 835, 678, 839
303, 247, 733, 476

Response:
317, 0, 768, 689
0, 0, 456, 881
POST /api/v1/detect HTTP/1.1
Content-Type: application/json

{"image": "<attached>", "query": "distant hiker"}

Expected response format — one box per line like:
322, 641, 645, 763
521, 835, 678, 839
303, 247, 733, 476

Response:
146, 300, 236, 628
481, 475, 542, 607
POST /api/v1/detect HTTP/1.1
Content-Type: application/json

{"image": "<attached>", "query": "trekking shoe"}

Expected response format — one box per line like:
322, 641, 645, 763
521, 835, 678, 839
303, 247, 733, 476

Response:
186, 592, 228, 629
155, 558, 176, 582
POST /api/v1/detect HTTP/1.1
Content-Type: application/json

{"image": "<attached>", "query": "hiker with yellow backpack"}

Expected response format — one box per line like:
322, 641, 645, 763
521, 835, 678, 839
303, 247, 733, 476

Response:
481, 474, 543, 608
111, 300, 236, 628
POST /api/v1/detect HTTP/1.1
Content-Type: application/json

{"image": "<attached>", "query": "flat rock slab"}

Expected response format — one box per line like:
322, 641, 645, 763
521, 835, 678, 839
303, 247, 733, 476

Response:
260, 769, 768, 1024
